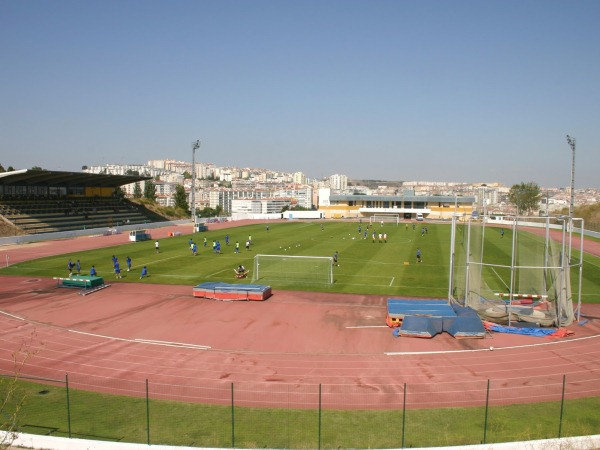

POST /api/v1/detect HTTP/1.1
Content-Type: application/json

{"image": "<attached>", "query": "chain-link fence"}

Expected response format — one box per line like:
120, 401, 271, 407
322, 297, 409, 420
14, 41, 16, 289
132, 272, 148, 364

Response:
3, 371, 599, 449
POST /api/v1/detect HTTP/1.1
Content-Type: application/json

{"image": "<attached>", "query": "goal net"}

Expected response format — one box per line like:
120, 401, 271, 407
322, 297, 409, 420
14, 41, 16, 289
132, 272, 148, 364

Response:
369, 214, 400, 225
252, 254, 333, 286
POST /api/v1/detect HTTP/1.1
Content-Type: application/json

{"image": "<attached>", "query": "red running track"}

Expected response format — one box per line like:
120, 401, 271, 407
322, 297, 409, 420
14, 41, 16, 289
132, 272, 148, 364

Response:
1, 222, 600, 409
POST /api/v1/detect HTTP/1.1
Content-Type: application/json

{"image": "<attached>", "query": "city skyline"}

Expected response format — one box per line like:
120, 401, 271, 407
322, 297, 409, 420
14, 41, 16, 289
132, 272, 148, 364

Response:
1, 1, 599, 188
84, 160, 597, 196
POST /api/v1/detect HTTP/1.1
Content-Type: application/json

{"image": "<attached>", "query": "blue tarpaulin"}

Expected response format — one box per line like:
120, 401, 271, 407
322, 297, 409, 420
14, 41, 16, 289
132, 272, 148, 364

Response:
485, 323, 557, 337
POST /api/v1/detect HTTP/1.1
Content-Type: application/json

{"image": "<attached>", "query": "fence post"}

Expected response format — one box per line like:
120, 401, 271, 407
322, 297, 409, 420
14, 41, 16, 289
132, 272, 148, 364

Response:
558, 374, 566, 438
146, 379, 150, 445
318, 384, 322, 450
231, 382, 235, 449
401, 382, 406, 449
65, 373, 71, 439
483, 379, 490, 444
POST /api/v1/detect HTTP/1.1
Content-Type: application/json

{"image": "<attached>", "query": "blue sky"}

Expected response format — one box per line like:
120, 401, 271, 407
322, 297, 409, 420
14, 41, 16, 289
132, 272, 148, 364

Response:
1, 0, 599, 188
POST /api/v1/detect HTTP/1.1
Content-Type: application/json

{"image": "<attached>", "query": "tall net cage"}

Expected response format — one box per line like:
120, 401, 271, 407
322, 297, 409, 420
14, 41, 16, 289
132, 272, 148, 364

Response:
448, 215, 583, 327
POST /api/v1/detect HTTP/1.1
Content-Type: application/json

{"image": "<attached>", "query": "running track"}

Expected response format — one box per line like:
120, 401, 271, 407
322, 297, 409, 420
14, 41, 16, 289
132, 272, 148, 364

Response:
1, 221, 600, 409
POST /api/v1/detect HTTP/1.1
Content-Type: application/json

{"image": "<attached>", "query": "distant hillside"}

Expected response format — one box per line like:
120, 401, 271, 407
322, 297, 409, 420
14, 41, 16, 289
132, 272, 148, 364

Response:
0, 217, 27, 238
350, 179, 404, 189
556, 203, 600, 232
127, 198, 189, 221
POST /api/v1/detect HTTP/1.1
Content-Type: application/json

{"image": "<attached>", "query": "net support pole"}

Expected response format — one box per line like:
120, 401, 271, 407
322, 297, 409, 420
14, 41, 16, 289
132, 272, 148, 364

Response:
558, 374, 566, 438
448, 215, 457, 300
577, 219, 584, 322
559, 219, 568, 326
231, 382, 235, 449
508, 216, 518, 326
146, 379, 150, 445
464, 217, 472, 307
318, 383, 322, 450
401, 382, 407, 449
65, 373, 72, 439
543, 216, 551, 294
483, 379, 490, 444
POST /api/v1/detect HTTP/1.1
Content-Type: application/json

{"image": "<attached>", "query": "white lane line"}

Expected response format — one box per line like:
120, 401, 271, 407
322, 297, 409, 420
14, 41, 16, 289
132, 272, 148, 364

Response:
67, 330, 210, 350
385, 333, 600, 355
0, 311, 25, 321
134, 338, 211, 350
68, 329, 128, 341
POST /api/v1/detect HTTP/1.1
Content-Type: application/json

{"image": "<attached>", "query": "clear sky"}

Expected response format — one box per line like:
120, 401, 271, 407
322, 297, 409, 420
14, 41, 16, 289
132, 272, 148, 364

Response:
1, 0, 599, 188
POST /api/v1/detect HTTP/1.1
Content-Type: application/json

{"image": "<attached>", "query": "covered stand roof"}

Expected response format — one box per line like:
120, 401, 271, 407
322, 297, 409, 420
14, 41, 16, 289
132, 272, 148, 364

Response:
0, 169, 150, 189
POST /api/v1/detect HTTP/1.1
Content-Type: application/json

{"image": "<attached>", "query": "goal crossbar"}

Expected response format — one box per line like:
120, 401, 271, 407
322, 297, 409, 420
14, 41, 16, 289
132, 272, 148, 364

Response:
369, 214, 400, 225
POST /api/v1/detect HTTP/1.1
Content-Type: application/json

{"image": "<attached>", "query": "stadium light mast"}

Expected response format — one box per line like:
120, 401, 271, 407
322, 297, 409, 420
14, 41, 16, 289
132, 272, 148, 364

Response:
191, 140, 200, 222
566, 135, 576, 219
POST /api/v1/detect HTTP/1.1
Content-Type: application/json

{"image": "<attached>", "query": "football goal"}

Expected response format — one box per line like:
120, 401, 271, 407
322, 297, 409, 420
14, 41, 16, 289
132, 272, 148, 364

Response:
252, 254, 334, 286
369, 214, 400, 226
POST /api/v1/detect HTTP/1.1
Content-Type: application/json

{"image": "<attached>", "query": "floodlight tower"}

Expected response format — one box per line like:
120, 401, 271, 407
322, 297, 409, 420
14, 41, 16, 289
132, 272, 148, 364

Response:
566, 135, 576, 219
191, 140, 200, 221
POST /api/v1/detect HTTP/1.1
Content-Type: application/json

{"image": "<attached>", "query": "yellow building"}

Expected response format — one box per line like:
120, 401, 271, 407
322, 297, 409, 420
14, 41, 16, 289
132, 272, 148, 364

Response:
318, 189, 475, 220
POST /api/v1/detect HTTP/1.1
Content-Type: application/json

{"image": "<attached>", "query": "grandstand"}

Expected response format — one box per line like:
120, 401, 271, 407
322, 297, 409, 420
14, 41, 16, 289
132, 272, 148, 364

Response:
0, 169, 167, 234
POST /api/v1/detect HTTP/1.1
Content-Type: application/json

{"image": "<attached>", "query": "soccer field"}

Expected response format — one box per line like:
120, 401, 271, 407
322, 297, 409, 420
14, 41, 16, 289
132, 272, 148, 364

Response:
2, 221, 599, 300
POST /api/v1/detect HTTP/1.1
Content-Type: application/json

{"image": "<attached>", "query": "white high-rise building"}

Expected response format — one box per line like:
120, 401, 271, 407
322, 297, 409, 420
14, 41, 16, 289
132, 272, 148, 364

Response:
329, 174, 348, 191
293, 172, 306, 184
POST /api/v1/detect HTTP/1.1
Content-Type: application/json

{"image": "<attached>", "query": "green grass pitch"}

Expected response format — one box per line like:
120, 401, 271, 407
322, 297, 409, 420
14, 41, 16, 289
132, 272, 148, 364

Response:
2, 221, 599, 301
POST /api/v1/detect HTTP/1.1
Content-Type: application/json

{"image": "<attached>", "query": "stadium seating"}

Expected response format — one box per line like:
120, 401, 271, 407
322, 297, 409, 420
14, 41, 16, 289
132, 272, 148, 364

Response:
0, 197, 166, 234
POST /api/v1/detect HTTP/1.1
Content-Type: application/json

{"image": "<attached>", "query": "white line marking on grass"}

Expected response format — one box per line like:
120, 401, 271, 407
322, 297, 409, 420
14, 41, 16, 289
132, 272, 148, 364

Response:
340, 281, 447, 293
143, 255, 185, 266
4, 267, 55, 272
207, 268, 232, 278
153, 274, 208, 279
490, 266, 509, 290
389, 277, 395, 286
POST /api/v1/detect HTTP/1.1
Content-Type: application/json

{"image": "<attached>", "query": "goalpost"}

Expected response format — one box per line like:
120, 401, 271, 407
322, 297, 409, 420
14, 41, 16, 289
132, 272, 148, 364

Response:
252, 254, 334, 285
369, 214, 400, 226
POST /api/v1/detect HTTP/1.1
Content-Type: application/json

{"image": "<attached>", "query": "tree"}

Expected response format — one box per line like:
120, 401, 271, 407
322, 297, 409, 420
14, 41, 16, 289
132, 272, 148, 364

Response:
133, 183, 142, 199
0, 164, 5, 173
183, 171, 192, 180
125, 169, 140, 176
508, 182, 541, 215
113, 186, 125, 199
30, 166, 44, 170
174, 185, 189, 213
144, 180, 156, 202
1, 333, 39, 450
198, 206, 223, 218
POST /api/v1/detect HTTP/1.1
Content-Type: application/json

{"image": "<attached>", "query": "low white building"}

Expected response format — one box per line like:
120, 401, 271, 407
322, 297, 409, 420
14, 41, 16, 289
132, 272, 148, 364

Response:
231, 198, 291, 215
